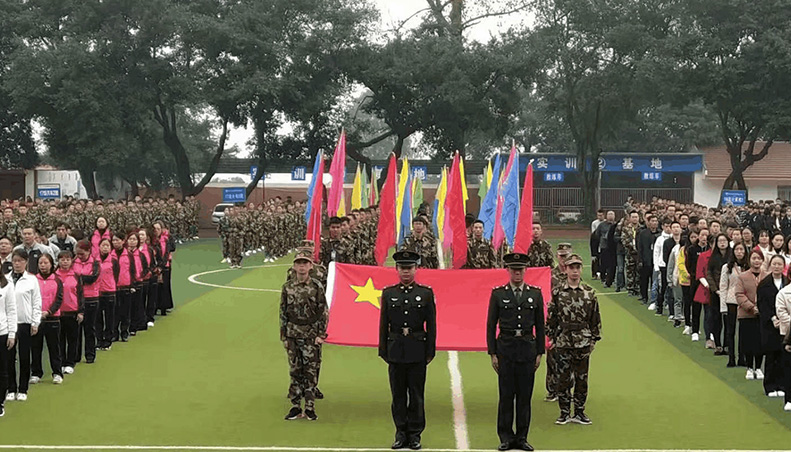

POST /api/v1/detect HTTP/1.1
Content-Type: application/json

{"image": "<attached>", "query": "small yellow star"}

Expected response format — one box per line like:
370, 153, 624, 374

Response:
350, 278, 382, 309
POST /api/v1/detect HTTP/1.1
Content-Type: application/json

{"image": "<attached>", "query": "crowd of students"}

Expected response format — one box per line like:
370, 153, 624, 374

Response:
0, 211, 176, 418
592, 197, 791, 413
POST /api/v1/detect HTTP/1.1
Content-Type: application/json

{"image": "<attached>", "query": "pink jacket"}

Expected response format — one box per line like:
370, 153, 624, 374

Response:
55, 268, 82, 313
114, 248, 133, 288
91, 229, 112, 259
98, 253, 119, 294
73, 256, 101, 299
37, 272, 63, 317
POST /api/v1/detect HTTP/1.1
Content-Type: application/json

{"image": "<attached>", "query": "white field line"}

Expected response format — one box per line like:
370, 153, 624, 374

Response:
187, 264, 290, 292
0, 446, 785, 452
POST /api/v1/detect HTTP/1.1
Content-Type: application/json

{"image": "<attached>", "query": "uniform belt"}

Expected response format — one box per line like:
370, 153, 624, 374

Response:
388, 327, 426, 340
499, 328, 534, 339
561, 322, 586, 330
288, 312, 322, 326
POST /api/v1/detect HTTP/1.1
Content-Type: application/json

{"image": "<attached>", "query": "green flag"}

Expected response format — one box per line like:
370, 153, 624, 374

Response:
477, 164, 489, 205
412, 175, 423, 215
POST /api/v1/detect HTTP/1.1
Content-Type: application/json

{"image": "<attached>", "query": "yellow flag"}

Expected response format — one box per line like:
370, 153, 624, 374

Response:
396, 158, 410, 240
436, 167, 448, 243
459, 156, 469, 214
351, 163, 362, 210
338, 196, 346, 217
486, 160, 493, 188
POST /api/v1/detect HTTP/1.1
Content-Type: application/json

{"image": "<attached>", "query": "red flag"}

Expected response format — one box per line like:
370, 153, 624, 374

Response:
513, 162, 534, 253
306, 157, 325, 262
327, 130, 347, 216
325, 263, 551, 351
444, 152, 467, 269
374, 154, 397, 265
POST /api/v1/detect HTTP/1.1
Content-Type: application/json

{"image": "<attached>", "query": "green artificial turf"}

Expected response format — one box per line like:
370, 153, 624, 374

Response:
1, 237, 789, 451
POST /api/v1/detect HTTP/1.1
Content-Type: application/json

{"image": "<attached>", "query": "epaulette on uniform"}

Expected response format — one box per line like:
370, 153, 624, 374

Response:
415, 282, 432, 290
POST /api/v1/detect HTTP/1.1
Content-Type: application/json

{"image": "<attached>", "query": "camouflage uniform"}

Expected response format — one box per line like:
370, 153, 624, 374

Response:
319, 237, 351, 267
548, 278, 602, 417
228, 214, 244, 267
526, 239, 554, 268
546, 243, 572, 402
621, 223, 639, 295
217, 215, 230, 260
279, 257, 328, 410
400, 233, 439, 269
464, 236, 496, 269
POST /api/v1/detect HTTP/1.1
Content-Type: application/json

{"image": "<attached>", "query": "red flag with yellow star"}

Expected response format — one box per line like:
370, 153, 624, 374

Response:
325, 263, 551, 351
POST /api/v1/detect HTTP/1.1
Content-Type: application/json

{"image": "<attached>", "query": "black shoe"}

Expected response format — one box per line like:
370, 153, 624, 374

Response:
85, 358, 95, 364
673, 320, 682, 328
284, 407, 302, 420
615, 287, 621, 292
315, 388, 324, 400
498, 442, 512, 451
555, 413, 571, 425
304, 409, 317, 421
391, 440, 406, 450
408, 441, 421, 450
573, 412, 592, 425
130, 331, 137, 336
515, 441, 534, 451
714, 348, 727, 356
727, 360, 737, 368
121, 336, 129, 342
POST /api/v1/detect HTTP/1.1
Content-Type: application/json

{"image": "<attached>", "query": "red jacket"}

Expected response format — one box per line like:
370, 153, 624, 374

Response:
98, 253, 119, 294
55, 267, 83, 313
694, 249, 712, 304
37, 272, 63, 317
73, 256, 101, 299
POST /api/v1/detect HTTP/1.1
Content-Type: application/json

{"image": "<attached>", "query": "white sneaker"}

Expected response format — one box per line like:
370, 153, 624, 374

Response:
63, 366, 74, 375
53, 375, 63, 384
5, 393, 15, 401
778, 391, 786, 397
147, 321, 155, 328
746, 369, 755, 380
785, 402, 791, 411
648, 303, 656, 311
682, 326, 691, 335
667, 315, 674, 322
16, 393, 27, 401
768, 391, 779, 397
29, 376, 41, 385
691, 333, 700, 342
220, 258, 227, 263
225, 258, 231, 264
755, 369, 765, 380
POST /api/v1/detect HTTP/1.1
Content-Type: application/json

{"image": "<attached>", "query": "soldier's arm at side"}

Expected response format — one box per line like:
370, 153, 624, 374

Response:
547, 290, 559, 343
279, 287, 288, 341
425, 290, 437, 363
378, 288, 389, 360
589, 290, 602, 343
534, 291, 545, 355
316, 283, 329, 340
486, 290, 498, 355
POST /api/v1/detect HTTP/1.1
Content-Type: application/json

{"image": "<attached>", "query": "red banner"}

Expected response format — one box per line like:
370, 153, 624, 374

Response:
326, 263, 551, 352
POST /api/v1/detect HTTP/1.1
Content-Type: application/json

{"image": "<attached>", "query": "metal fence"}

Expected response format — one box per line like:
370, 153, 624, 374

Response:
531, 187, 693, 224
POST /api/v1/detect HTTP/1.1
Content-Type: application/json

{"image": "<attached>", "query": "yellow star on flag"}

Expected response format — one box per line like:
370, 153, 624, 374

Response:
350, 278, 382, 309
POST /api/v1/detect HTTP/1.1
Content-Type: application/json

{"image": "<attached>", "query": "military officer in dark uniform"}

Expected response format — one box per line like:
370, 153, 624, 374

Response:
487, 253, 545, 451
379, 250, 437, 450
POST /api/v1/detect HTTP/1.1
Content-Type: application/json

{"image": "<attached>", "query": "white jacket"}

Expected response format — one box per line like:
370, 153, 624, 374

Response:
776, 284, 791, 337
8, 272, 42, 327
0, 280, 17, 339
653, 232, 670, 271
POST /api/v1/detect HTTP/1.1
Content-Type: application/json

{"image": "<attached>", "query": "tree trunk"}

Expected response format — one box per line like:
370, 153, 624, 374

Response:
123, 178, 139, 199
78, 168, 99, 200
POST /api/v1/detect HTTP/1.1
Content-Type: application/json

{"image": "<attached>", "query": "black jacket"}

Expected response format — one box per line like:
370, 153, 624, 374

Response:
637, 228, 659, 267
486, 284, 545, 362
379, 282, 437, 364
756, 275, 787, 352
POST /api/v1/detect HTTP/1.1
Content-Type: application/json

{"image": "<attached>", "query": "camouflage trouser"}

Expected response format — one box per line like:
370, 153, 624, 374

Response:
545, 347, 559, 398
221, 235, 229, 259
285, 338, 321, 408
229, 234, 244, 266
625, 252, 639, 294
556, 347, 592, 415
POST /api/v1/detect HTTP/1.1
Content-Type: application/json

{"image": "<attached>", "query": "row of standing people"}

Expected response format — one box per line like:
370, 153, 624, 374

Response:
0, 221, 176, 418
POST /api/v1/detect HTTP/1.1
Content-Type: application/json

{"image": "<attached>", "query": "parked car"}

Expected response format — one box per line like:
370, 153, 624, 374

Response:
211, 203, 235, 225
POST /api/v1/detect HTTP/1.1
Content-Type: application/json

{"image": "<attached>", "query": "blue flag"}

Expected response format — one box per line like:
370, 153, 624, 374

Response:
398, 172, 413, 246
478, 154, 502, 239
499, 152, 520, 247
305, 151, 323, 222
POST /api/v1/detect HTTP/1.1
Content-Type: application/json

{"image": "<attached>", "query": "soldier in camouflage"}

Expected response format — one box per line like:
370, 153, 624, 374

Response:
545, 242, 573, 403
547, 254, 602, 426
400, 217, 439, 269
320, 217, 350, 267
217, 209, 231, 264
465, 220, 496, 269
525, 223, 554, 269
621, 210, 641, 296
280, 248, 328, 421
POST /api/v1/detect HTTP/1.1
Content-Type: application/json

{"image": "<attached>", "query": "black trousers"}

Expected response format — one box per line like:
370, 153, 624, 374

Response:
764, 350, 784, 394
7, 323, 32, 394
0, 334, 9, 408
32, 320, 62, 378
82, 299, 100, 362
98, 293, 116, 348
639, 264, 653, 302
388, 362, 427, 443
159, 268, 174, 312
114, 288, 131, 341
657, 267, 668, 314
724, 305, 738, 362
705, 299, 722, 347
59, 315, 80, 368
497, 355, 536, 445
599, 251, 616, 286
146, 279, 159, 323
783, 349, 791, 404
692, 303, 703, 335
682, 285, 693, 326
130, 284, 146, 333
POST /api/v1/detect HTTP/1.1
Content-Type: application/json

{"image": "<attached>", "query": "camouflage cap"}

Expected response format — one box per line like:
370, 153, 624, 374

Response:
565, 254, 583, 266
503, 252, 529, 268
300, 239, 315, 248
293, 248, 314, 263
557, 243, 573, 256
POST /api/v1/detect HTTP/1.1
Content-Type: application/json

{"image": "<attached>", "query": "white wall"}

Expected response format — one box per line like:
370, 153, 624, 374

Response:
694, 171, 778, 206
